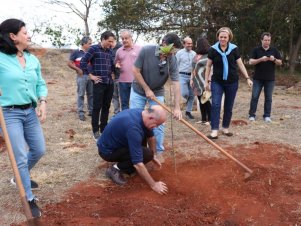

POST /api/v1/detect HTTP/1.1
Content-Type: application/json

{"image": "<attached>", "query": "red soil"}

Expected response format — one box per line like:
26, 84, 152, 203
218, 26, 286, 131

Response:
18, 143, 301, 225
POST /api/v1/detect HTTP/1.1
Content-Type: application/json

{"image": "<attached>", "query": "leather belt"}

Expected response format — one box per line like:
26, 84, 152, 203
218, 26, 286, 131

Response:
3, 103, 33, 110
179, 72, 191, 75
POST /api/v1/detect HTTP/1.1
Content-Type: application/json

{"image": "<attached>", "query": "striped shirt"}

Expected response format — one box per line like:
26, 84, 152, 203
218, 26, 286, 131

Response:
80, 44, 114, 84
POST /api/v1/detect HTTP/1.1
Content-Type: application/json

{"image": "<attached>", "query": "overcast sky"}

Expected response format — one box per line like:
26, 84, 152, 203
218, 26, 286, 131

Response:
0, 0, 151, 47
0, 0, 102, 47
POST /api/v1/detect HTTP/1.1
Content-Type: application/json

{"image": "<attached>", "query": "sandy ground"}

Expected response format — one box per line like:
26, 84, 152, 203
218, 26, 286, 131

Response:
0, 49, 300, 225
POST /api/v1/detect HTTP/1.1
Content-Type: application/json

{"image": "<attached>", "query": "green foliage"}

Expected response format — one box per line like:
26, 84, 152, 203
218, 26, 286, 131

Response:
98, 0, 301, 73
159, 44, 174, 55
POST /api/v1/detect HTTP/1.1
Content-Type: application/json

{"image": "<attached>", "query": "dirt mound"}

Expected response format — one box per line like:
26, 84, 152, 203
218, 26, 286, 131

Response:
17, 143, 301, 225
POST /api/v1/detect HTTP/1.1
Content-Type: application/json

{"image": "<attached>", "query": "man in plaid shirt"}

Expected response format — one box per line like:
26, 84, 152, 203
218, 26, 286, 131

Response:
80, 31, 116, 140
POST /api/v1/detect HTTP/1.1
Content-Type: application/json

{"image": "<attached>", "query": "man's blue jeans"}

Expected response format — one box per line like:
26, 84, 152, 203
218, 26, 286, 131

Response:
1, 107, 46, 201
180, 74, 194, 112
249, 79, 275, 118
119, 82, 132, 111
211, 81, 238, 130
129, 88, 165, 153
77, 74, 93, 116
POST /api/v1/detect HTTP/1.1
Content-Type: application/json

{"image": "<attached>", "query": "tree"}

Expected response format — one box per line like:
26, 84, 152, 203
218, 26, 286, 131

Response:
45, 0, 99, 36
99, 0, 301, 74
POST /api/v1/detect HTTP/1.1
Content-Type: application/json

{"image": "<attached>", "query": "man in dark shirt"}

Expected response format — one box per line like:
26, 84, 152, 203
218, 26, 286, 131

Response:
248, 32, 282, 122
67, 36, 93, 121
97, 105, 169, 195
80, 31, 116, 140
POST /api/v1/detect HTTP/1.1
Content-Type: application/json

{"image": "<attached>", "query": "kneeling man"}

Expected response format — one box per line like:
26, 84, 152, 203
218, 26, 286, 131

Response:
97, 105, 168, 195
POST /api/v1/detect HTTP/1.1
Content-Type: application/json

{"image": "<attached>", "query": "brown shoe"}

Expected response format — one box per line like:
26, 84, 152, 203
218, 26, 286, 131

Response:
105, 166, 127, 185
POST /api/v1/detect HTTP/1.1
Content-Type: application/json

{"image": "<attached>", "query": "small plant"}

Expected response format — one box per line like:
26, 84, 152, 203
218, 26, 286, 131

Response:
159, 43, 174, 55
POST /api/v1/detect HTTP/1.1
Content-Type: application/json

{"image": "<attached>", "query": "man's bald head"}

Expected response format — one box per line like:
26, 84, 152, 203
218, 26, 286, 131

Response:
183, 37, 193, 51
142, 105, 167, 129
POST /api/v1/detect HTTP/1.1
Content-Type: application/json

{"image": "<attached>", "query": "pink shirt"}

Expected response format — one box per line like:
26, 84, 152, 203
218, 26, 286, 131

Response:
115, 44, 141, 83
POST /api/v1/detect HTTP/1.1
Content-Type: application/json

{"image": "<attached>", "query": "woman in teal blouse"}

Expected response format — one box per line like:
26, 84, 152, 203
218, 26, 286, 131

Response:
0, 18, 48, 218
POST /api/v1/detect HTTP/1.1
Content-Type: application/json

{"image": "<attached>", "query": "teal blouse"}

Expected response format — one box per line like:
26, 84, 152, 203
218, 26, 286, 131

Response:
0, 51, 48, 107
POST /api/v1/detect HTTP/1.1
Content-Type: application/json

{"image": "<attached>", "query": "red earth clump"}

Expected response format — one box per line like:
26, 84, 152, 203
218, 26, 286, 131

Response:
231, 119, 248, 126
17, 143, 301, 225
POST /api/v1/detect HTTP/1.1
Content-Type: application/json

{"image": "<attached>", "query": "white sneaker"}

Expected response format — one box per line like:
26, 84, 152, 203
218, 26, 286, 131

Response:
249, 116, 255, 121
264, 117, 272, 123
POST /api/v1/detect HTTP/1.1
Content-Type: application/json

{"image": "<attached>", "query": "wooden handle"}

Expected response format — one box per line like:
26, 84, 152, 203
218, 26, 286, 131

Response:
153, 98, 253, 174
0, 107, 33, 219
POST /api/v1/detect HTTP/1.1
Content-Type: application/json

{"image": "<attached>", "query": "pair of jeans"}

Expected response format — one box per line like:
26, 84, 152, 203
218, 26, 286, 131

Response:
112, 80, 120, 114
180, 74, 194, 112
92, 83, 114, 133
129, 88, 165, 152
1, 107, 45, 201
119, 82, 132, 111
210, 81, 238, 130
99, 146, 153, 175
197, 95, 211, 122
249, 79, 275, 118
77, 74, 93, 116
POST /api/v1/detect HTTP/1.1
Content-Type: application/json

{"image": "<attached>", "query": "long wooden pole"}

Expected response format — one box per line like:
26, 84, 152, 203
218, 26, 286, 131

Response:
153, 98, 253, 174
0, 106, 33, 220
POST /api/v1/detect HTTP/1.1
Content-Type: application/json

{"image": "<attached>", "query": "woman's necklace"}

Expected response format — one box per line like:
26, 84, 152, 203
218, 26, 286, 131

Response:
17, 51, 24, 57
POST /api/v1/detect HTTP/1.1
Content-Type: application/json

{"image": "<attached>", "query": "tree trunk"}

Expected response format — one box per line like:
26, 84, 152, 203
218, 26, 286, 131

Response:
289, 33, 301, 75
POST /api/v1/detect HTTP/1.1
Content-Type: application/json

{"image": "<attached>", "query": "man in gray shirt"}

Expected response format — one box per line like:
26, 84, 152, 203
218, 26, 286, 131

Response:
130, 33, 182, 161
176, 37, 196, 119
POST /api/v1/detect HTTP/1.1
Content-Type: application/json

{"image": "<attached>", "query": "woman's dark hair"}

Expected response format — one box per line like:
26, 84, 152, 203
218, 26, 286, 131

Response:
0, 18, 27, 55
195, 37, 210, 55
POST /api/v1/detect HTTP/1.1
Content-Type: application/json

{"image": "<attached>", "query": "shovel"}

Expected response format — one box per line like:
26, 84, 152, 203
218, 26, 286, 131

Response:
153, 98, 253, 179
0, 106, 34, 222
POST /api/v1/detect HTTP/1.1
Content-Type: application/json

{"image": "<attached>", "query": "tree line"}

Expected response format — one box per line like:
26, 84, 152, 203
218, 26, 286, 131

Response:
99, 0, 301, 75
44, 0, 301, 75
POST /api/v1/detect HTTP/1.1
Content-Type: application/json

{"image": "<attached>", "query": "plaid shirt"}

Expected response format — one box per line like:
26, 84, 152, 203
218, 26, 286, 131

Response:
80, 44, 115, 84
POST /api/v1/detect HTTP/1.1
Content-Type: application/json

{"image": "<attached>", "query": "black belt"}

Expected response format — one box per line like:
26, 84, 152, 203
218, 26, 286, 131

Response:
179, 72, 191, 75
3, 103, 33, 110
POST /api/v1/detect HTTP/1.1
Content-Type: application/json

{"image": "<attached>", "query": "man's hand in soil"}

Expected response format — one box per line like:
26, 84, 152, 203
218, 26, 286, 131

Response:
151, 181, 168, 195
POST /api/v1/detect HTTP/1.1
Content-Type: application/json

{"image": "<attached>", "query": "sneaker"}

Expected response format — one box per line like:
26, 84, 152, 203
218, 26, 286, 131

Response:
105, 165, 127, 185
249, 116, 255, 122
264, 117, 272, 123
28, 198, 42, 218
93, 131, 100, 141
185, 111, 194, 119
10, 178, 39, 190
79, 115, 86, 121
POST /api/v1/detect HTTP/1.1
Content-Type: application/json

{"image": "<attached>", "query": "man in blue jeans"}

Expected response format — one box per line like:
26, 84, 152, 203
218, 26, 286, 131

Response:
176, 37, 196, 119
130, 33, 182, 161
68, 36, 93, 121
248, 32, 282, 122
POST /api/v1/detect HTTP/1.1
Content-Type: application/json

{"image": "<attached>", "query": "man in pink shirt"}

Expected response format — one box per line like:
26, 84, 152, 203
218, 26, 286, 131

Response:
115, 29, 141, 110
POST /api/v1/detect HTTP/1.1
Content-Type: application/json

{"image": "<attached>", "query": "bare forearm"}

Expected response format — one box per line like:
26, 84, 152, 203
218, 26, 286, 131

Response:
172, 81, 181, 110
133, 67, 150, 92
147, 137, 156, 155
134, 163, 156, 188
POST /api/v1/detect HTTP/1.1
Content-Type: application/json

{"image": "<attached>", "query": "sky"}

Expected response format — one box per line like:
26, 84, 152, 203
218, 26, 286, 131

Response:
0, 0, 86, 47
0, 0, 151, 48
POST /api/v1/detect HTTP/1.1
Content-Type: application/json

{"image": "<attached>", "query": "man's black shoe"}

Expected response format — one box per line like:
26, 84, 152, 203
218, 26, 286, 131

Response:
105, 166, 127, 185
185, 111, 194, 119
10, 178, 39, 190
79, 115, 86, 121
28, 198, 42, 218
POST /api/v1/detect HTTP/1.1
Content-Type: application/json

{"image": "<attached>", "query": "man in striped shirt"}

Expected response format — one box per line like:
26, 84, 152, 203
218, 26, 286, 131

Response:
80, 31, 116, 140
